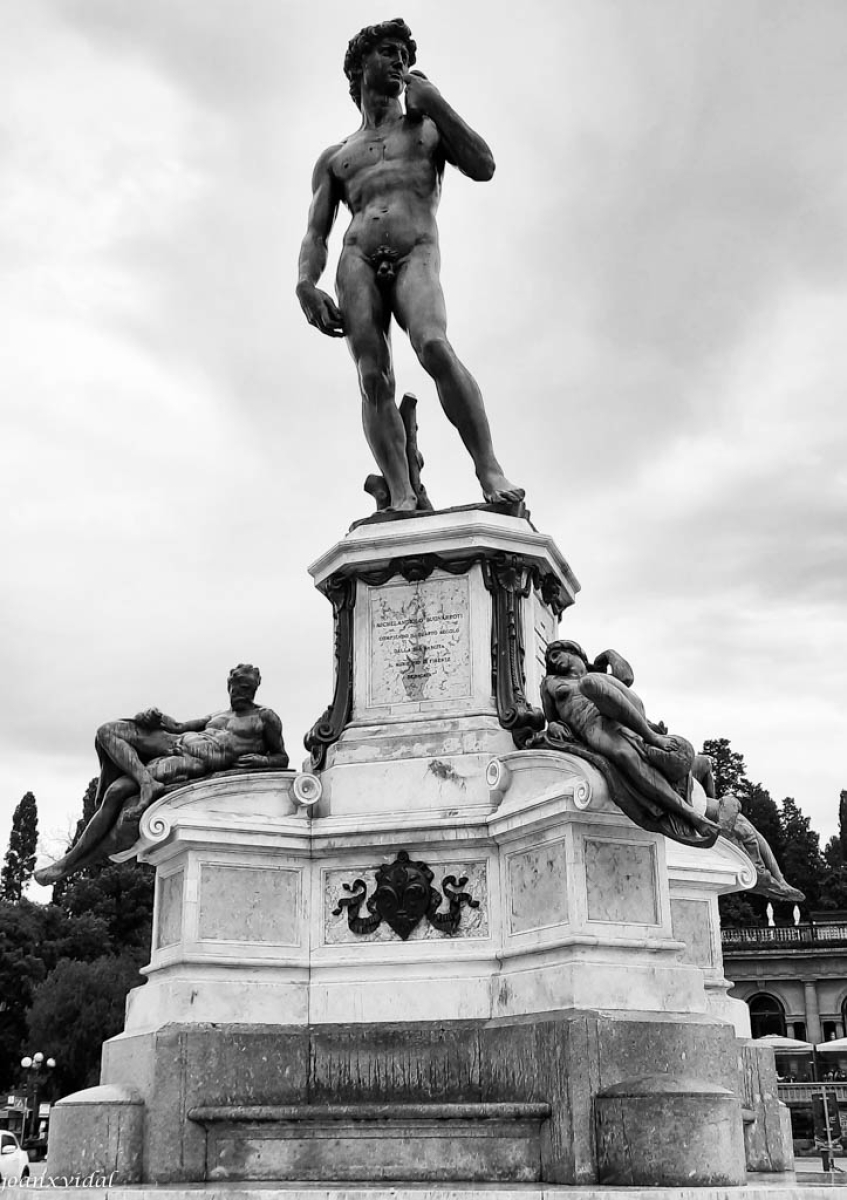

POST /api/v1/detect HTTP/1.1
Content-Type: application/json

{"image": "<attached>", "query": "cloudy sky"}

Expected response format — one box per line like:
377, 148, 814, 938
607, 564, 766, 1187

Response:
3, 0, 845, 887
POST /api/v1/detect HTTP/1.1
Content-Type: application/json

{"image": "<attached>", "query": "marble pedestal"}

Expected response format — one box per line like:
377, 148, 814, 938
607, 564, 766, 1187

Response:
47, 511, 791, 1186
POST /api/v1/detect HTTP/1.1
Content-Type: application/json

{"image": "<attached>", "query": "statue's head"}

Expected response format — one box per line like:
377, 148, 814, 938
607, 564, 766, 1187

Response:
545, 639, 589, 675
344, 18, 417, 109
228, 663, 261, 705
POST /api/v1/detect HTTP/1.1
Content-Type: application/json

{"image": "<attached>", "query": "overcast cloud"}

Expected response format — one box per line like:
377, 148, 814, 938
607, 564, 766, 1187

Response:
2, 0, 845, 887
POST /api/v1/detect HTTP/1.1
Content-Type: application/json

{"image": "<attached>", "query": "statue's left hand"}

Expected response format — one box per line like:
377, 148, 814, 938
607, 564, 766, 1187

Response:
403, 70, 441, 118
235, 754, 268, 769
134, 708, 163, 729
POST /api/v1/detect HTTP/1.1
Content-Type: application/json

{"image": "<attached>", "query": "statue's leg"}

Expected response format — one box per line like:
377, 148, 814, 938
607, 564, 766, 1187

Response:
592, 729, 718, 838
336, 252, 415, 511
579, 675, 658, 744
692, 753, 717, 799
393, 249, 523, 505
34, 777, 138, 885
147, 753, 210, 787
96, 721, 161, 810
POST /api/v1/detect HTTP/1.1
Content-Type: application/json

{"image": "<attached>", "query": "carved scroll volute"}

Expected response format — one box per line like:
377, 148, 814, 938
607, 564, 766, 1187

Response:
483, 553, 545, 750
304, 573, 356, 770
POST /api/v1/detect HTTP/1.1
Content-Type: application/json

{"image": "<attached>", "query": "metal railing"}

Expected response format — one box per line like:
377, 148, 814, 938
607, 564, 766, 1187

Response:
722, 923, 847, 948
778, 1082, 847, 1103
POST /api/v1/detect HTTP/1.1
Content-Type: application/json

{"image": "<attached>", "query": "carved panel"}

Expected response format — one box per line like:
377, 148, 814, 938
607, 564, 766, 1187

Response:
198, 863, 300, 945
156, 868, 184, 949
324, 857, 489, 944
507, 840, 569, 934
584, 839, 658, 925
671, 897, 714, 966
367, 575, 472, 707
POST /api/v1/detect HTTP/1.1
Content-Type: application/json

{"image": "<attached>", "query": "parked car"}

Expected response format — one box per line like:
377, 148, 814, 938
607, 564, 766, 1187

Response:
0, 1130, 30, 1181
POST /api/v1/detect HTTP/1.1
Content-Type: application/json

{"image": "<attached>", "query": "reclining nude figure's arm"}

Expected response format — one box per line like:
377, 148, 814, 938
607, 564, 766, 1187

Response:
234, 709, 289, 770
578, 673, 668, 747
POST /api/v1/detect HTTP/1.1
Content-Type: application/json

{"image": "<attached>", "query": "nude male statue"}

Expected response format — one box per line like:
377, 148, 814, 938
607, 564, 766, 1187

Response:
540, 640, 719, 841
35, 664, 289, 885
296, 18, 523, 512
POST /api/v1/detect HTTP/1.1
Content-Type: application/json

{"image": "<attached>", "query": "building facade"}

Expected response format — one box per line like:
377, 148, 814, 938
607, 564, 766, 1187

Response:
722, 915, 847, 1046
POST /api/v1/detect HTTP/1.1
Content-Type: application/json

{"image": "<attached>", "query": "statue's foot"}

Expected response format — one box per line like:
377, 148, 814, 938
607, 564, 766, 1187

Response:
34, 861, 65, 887
480, 473, 525, 505
692, 812, 720, 839
386, 494, 418, 513
138, 776, 166, 810
769, 880, 806, 903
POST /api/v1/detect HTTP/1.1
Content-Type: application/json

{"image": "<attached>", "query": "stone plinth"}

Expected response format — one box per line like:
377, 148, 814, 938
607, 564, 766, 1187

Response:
304, 510, 579, 819
87, 748, 763, 1184
53, 512, 792, 1186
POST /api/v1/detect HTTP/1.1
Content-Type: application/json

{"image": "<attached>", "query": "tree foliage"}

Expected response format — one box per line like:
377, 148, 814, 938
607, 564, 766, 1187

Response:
703, 738, 846, 927
27, 956, 144, 1095
702, 737, 747, 798
780, 796, 825, 910
0, 778, 153, 1094
2, 792, 39, 901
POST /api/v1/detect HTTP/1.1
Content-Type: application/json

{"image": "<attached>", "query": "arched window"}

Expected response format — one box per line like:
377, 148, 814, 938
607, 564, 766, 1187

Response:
748, 993, 786, 1039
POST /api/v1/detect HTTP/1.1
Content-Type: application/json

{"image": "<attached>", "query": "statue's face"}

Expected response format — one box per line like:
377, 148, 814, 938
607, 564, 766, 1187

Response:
548, 647, 586, 678
362, 37, 410, 98
228, 673, 258, 708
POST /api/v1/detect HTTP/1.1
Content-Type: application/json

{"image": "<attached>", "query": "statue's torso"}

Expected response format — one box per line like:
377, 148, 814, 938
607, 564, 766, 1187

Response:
332, 117, 443, 258
204, 707, 271, 753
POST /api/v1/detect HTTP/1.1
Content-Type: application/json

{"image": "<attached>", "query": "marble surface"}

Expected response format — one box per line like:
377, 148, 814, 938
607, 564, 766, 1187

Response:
507, 838, 569, 934
584, 839, 658, 925
367, 575, 472, 707
198, 863, 301, 945
670, 897, 714, 967
155, 868, 184, 949
309, 509, 580, 602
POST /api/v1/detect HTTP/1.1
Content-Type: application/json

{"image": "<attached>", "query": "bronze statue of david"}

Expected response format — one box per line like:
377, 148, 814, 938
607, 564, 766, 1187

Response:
297, 18, 523, 512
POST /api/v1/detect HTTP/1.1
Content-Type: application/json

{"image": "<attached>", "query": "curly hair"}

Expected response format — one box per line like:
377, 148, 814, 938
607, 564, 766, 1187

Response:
228, 663, 261, 688
343, 18, 417, 109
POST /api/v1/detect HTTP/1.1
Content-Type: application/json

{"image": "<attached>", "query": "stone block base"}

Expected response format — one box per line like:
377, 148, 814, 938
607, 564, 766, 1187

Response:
191, 1102, 549, 1182
45, 1085, 144, 1183
101, 1010, 745, 1184
594, 1076, 746, 1186
738, 1040, 795, 1173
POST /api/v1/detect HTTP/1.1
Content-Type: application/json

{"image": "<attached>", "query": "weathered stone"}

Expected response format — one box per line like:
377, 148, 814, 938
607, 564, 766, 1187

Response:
594, 1075, 746, 1186
191, 1103, 549, 1182
46, 1085, 144, 1183
738, 1039, 795, 1173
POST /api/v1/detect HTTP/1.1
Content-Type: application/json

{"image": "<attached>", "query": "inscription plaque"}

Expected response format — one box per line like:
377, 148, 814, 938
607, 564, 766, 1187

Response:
368, 575, 471, 706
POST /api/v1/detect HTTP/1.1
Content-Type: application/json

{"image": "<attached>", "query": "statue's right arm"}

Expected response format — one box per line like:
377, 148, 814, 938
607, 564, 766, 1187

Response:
160, 714, 211, 734
296, 147, 345, 338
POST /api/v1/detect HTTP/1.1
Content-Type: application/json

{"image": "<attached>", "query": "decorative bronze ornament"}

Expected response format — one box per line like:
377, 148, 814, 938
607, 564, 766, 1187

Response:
304, 575, 356, 770
332, 850, 480, 940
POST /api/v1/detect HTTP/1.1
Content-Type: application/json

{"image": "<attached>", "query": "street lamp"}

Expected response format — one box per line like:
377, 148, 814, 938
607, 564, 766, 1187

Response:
20, 1052, 56, 1143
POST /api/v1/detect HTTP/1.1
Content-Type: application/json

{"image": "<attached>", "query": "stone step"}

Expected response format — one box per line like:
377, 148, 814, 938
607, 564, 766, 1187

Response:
187, 1102, 552, 1183
21, 1183, 833, 1199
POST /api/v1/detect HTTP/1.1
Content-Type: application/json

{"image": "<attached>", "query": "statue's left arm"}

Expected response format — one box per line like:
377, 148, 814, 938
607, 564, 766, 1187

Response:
578, 674, 665, 747
404, 71, 495, 181
235, 709, 290, 770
